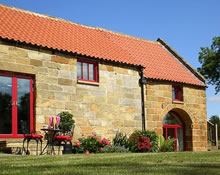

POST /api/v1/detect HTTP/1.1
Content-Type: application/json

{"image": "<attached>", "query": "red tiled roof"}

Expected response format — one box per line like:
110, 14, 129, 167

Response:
0, 5, 205, 86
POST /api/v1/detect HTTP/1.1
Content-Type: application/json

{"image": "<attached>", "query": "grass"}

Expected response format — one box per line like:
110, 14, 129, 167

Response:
0, 151, 220, 175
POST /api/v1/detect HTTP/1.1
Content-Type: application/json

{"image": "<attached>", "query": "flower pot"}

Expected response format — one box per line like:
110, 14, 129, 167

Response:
62, 144, 72, 154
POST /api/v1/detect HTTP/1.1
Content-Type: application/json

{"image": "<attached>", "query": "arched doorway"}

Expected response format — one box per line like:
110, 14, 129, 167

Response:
163, 111, 184, 151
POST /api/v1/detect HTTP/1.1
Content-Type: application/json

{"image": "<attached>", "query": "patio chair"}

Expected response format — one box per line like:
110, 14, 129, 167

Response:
54, 125, 75, 154
21, 120, 43, 155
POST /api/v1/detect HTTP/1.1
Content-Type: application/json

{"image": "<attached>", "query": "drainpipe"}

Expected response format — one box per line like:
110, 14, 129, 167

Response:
138, 66, 147, 131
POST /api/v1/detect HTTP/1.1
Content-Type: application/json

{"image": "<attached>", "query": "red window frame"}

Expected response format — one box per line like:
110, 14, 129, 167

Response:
172, 85, 183, 101
77, 59, 98, 82
163, 124, 184, 151
0, 72, 34, 138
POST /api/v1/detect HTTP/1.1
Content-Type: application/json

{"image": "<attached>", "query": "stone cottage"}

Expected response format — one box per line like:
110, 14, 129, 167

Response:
0, 4, 207, 151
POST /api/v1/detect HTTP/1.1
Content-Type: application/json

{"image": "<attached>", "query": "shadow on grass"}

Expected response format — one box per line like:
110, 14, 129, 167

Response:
3, 161, 219, 175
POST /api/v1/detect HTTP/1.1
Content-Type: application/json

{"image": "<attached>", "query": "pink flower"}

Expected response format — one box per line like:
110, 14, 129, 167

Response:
98, 140, 102, 143
100, 147, 104, 151
76, 141, 80, 147
93, 133, 96, 136
85, 150, 89, 154
102, 138, 110, 145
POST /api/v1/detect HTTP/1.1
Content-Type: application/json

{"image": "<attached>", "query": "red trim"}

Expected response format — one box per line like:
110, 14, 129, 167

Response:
0, 72, 34, 138
12, 77, 17, 137
172, 85, 183, 101
77, 59, 98, 82
30, 79, 34, 133
163, 124, 183, 128
163, 124, 184, 151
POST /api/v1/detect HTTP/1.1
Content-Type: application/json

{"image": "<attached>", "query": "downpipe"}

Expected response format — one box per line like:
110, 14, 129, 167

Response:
138, 66, 147, 131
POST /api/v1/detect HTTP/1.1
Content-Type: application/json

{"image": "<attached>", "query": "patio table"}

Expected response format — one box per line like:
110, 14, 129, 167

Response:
40, 128, 62, 155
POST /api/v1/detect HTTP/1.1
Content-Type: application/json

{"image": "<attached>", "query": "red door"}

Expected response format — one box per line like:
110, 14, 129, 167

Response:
163, 125, 183, 151
0, 73, 34, 138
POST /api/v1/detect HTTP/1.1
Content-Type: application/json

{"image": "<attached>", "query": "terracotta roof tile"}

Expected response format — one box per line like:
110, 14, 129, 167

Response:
0, 5, 205, 86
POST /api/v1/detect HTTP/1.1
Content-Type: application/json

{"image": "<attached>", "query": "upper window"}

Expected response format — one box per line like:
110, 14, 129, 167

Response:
77, 60, 98, 82
172, 85, 183, 101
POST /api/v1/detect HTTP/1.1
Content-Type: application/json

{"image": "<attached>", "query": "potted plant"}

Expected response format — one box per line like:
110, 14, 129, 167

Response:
58, 111, 75, 133
57, 111, 75, 154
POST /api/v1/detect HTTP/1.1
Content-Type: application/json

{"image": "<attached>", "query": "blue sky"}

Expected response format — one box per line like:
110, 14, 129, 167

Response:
1, 0, 220, 118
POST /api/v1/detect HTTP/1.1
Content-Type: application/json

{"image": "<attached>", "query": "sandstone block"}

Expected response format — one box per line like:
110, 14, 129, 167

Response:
76, 118, 88, 126
58, 78, 72, 86
0, 54, 16, 63
124, 120, 135, 127
88, 119, 101, 126
30, 59, 43, 66
9, 47, 28, 57
51, 56, 70, 64
36, 115, 45, 124
28, 51, 51, 61
36, 83, 49, 90
43, 61, 61, 69
90, 104, 100, 111
16, 57, 30, 64
106, 65, 114, 72
0, 45, 9, 53
48, 69, 59, 77
38, 67, 48, 74
81, 126, 93, 134
35, 98, 51, 108
0, 61, 37, 74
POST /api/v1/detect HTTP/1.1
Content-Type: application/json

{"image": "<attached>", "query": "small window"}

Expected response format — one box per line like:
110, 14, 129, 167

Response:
77, 60, 98, 82
172, 85, 183, 101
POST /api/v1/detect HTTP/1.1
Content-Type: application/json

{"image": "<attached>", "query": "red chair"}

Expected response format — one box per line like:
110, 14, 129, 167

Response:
21, 120, 43, 155
54, 125, 75, 154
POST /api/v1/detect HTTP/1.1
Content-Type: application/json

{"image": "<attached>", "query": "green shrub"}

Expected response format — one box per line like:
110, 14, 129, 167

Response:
128, 130, 159, 152
157, 135, 165, 149
160, 138, 175, 152
113, 132, 129, 148
103, 145, 129, 153
58, 111, 75, 132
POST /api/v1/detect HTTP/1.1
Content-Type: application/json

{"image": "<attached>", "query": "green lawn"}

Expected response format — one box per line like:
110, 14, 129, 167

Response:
0, 151, 220, 175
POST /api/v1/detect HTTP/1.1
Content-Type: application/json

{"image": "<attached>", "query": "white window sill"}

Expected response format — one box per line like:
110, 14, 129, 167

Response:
172, 100, 184, 104
77, 80, 99, 86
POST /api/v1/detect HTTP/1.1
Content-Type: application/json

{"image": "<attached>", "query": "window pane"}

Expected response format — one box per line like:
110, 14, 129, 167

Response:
83, 63, 88, 80
0, 76, 12, 134
77, 62, 82, 79
89, 64, 94, 81
163, 112, 183, 125
17, 78, 30, 134
172, 87, 175, 99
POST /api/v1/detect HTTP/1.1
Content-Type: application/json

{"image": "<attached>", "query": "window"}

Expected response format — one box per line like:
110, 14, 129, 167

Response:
77, 60, 98, 82
0, 72, 34, 138
172, 85, 183, 101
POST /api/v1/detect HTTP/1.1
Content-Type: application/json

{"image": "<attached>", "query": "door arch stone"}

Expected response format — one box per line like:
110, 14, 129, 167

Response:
161, 105, 193, 151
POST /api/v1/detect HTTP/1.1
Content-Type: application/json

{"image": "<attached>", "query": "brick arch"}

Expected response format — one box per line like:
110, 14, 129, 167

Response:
160, 104, 193, 124
160, 104, 193, 151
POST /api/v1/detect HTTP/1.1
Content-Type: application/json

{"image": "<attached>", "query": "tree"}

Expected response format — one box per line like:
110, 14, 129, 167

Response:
209, 115, 220, 139
198, 36, 220, 94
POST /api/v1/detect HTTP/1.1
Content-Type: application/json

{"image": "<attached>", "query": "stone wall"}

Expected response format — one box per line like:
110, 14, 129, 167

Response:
0, 41, 208, 151
0, 42, 142, 140
145, 81, 207, 151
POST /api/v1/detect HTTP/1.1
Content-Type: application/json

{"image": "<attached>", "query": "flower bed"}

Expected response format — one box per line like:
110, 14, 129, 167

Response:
72, 130, 175, 154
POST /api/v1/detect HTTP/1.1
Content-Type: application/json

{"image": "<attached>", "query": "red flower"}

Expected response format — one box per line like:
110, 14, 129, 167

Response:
100, 147, 104, 151
85, 150, 89, 154
76, 141, 80, 147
